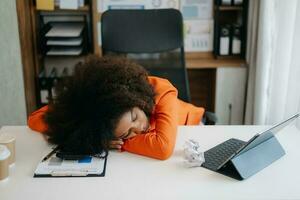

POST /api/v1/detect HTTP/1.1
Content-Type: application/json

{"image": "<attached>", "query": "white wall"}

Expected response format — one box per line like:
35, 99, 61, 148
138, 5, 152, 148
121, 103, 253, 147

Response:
0, 0, 27, 126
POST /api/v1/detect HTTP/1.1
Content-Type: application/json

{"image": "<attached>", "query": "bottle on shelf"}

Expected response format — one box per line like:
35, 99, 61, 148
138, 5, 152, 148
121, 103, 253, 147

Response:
38, 70, 50, 105
219, 25, 231, 56
49, 67, 58, 99
231, 24, 242, 55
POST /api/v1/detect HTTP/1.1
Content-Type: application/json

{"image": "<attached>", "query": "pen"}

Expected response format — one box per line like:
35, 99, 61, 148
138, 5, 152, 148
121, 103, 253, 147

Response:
42, 146, 59, 162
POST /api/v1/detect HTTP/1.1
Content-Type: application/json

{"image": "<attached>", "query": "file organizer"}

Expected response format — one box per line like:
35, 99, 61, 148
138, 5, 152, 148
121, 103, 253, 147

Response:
36, 9, 92, 106
39, 13, 90, 56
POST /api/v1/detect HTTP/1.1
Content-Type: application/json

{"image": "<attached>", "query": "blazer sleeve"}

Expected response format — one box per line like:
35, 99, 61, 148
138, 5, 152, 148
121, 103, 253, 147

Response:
122, 86, 178, 160
27, 105, 49, 133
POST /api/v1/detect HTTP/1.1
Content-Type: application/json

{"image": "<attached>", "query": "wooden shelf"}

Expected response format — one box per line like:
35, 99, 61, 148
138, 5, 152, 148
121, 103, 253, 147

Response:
36, 5, 90, 12
186, 58, 246, 69
217, 6, 243, 11
185, 52, 246, 68
55, 5, 89, 11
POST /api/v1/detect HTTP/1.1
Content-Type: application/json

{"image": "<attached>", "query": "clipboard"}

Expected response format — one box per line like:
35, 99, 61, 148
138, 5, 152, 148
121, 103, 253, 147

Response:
34, 150, 108, 177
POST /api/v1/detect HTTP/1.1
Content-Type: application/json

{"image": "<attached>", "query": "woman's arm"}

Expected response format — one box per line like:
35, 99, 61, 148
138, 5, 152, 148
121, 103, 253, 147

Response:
122, 88, 178, 160
27, 105, 49, 133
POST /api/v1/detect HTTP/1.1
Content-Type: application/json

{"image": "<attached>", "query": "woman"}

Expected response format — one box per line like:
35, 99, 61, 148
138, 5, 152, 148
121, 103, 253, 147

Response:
28, 56, 204, 160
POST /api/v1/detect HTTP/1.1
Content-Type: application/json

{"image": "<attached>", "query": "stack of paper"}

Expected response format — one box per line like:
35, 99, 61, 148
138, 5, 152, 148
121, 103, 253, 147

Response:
45, 23, 84, 37
47, 38, 83, 46
47, 47, 83, 56
45, 23, 85, 56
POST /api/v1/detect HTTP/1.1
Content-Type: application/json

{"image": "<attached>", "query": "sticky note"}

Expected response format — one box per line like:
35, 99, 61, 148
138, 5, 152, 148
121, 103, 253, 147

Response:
36, 0, 54, 11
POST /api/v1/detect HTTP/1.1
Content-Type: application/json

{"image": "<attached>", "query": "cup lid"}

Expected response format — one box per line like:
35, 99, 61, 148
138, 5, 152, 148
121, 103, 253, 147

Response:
0, 135, 15, 143
0, 145, 10, 160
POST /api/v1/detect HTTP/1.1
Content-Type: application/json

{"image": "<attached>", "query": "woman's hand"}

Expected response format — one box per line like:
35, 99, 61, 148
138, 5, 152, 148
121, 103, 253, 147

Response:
109, 139, 124, 150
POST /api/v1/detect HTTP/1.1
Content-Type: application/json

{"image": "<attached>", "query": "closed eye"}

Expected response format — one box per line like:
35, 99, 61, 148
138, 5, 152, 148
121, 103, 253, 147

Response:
120, 130, 132, 139
131, 110, 137, 122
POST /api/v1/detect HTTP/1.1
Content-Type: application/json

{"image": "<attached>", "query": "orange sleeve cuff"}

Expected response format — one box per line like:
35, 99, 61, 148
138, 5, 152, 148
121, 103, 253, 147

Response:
27, 105, 49, 133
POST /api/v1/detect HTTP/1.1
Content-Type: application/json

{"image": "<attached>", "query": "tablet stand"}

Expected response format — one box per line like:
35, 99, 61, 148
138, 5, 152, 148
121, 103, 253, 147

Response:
218, 135, 285, 180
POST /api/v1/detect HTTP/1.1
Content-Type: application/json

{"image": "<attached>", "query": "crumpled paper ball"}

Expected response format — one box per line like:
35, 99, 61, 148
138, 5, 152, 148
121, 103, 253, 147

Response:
183, 139, 205, 168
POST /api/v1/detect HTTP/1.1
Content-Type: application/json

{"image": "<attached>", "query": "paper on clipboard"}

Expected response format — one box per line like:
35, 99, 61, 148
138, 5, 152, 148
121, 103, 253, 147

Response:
34, 153, 107, 177
100, 0, 146, 12
146, 0, 180, 9
181, 0, 213, 19
184, 19, 214, 52
59, 0, 78, 9
100, 0, 179, 11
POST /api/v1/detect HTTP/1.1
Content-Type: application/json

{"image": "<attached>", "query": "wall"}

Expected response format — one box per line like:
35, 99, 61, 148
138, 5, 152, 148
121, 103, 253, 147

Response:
0, 0, 27, 126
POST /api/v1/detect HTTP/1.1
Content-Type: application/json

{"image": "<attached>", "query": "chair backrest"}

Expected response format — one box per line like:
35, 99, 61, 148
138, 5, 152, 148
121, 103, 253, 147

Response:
101, 9, 191, 102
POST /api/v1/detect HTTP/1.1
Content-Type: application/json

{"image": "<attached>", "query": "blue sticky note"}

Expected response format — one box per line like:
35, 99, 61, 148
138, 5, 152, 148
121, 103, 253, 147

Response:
182, 6, 198, 19
78, 156, 92, 163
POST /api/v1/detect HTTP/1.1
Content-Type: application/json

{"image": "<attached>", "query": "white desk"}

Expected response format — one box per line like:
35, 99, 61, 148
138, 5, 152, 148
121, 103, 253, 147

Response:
0, 125, 300, 200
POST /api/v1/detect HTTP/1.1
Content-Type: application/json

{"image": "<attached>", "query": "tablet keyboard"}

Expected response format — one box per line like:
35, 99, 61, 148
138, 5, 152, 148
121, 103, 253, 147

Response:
202, 138, 246, 171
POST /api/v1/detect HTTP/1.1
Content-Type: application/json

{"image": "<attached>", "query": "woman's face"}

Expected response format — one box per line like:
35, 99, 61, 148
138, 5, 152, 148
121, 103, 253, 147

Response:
114, 107, 150, 139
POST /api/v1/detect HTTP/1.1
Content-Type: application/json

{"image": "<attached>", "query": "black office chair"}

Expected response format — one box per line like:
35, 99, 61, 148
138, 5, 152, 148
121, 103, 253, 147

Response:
101, 9, 190, 102
101, 9, 217, 124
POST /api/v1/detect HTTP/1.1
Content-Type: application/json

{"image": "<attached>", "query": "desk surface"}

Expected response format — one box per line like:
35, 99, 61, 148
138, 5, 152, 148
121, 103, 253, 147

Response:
0, 125, 300, 200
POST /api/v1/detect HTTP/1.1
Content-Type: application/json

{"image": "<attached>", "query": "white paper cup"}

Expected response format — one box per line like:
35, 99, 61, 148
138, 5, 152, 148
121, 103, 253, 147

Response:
0, 135, 16, 165
0, 145, 10, 181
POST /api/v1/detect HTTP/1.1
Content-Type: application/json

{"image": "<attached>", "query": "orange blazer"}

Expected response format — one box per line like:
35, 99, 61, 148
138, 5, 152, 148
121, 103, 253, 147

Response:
28, 76, 205, 160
